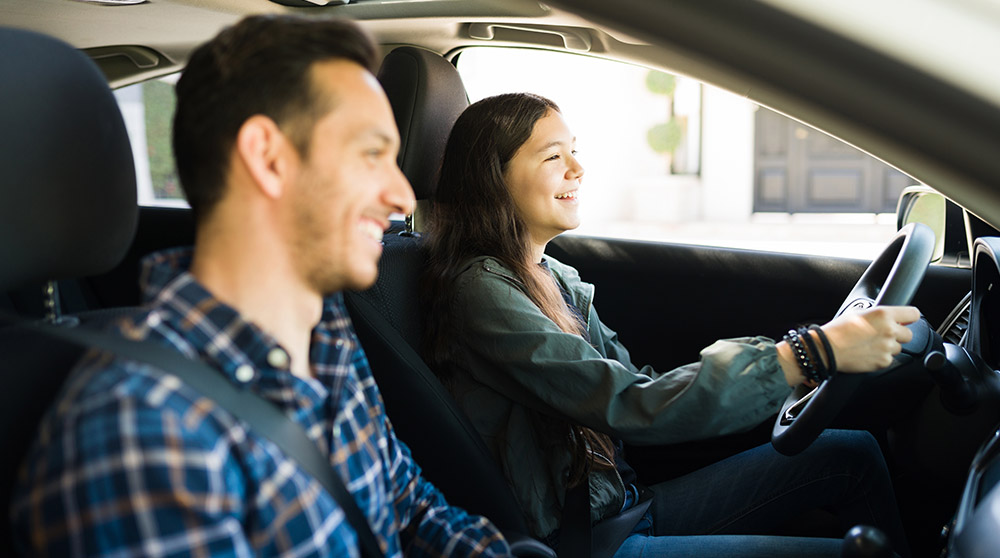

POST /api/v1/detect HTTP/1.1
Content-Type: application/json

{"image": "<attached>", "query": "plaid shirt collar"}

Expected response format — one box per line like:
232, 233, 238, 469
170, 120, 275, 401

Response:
135, 247, 355, 405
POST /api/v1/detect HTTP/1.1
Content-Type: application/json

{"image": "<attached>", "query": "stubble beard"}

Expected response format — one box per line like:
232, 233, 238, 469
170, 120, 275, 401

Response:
290, 174, 348, 296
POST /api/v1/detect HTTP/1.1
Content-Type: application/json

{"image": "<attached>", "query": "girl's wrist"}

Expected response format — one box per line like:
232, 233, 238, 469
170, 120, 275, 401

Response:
776, 340, 806, 387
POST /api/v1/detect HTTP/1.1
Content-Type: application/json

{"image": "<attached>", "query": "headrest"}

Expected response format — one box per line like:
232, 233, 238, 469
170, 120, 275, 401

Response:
377, 46, 469, 201
0, 28, 138, 293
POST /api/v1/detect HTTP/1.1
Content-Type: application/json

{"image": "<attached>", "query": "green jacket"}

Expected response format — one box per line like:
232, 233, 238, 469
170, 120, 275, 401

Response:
442, 254, 793, 539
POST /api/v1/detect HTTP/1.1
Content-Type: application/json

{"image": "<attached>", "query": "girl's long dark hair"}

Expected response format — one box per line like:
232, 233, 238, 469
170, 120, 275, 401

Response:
423, 93, 615, 487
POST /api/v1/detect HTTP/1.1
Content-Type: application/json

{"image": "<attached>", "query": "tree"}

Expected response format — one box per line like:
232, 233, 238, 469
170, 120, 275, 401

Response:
645, 70, 683, 170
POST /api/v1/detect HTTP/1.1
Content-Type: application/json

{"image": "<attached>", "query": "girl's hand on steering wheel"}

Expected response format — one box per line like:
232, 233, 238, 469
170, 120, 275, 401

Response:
776, 306, 920, 386
820, 306, 921, 373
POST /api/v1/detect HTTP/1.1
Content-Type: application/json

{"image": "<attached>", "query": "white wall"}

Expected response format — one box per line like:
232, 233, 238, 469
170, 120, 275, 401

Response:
700, 85, 756, 221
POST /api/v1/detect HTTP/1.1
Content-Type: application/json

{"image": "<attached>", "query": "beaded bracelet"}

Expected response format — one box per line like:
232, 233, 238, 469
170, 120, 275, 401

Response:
783, 328, 818, 382
808, 324, 837, 375
798, 326, 829, 381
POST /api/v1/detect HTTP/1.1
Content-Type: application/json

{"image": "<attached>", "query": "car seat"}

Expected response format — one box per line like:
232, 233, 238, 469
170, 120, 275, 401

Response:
0, 27, 140, 554
345, 47, 555, 556
349, 45, 906, 558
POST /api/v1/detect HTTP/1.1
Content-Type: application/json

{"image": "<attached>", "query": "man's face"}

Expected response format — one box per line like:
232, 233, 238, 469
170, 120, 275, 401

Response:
287, 60, 415, 295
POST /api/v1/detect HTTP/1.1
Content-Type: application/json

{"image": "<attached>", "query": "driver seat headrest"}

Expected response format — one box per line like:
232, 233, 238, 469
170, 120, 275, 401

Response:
0, 27, 138, 294
377, 46, 470, 203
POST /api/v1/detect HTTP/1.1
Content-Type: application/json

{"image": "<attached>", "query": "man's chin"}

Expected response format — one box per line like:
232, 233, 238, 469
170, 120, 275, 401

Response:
340, 267, 379, 293
310, 266, 377, 297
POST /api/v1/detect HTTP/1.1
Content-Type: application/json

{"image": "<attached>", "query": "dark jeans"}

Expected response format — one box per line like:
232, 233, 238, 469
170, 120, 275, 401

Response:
614, 430, 909, 558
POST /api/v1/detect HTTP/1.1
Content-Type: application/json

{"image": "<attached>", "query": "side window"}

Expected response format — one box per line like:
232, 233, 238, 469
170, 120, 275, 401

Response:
455, 47, 909, 258
114, 76, 187, 207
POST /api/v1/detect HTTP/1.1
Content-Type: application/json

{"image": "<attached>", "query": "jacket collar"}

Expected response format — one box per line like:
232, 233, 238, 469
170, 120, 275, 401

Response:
472, 254, 595, 327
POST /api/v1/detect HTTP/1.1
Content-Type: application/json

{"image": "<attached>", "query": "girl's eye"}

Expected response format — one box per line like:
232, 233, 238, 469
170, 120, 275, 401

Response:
571, 150, 578, 156
545, 154, 560, 161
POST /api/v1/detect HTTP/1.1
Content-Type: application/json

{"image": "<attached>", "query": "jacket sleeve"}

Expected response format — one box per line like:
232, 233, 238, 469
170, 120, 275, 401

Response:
451, 264, 792, 445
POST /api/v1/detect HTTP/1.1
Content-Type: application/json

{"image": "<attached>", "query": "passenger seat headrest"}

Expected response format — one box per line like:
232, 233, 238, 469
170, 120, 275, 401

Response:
378, 46, 470, 201
0, 28, 138, 293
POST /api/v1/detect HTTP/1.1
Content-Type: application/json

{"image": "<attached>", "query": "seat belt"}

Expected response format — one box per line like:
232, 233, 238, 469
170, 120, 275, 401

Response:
20, 322, 386, 558
558, 469, 653, 558
558, 480, 592, 558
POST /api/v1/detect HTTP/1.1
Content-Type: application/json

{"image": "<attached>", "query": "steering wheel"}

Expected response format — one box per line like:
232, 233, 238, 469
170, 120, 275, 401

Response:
771, 222, 937, 456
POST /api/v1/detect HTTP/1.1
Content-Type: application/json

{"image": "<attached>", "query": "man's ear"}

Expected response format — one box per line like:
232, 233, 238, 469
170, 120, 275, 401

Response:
234, 115, 295, 200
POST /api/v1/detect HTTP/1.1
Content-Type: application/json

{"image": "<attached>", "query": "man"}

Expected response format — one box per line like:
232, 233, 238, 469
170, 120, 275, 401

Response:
11, 15, 511, 557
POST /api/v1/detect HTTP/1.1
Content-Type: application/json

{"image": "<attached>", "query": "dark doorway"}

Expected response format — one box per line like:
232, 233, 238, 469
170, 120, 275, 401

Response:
754, 108, 913, 213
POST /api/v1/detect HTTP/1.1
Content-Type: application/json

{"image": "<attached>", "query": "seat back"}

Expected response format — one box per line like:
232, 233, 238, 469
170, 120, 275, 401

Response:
347, 235, 535, 533
0, 27, 139, 554
345, 47, 538, 536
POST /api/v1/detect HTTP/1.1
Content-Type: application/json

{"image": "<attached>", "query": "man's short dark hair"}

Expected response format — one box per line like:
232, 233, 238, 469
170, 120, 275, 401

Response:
172, 15, 378, 222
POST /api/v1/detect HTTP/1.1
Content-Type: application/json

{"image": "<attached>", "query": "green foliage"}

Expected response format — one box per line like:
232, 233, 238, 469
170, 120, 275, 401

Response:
645, 70, 676, 96
645, 70, 681, 157
142, 80, 182, 200
647, 119, 683, 154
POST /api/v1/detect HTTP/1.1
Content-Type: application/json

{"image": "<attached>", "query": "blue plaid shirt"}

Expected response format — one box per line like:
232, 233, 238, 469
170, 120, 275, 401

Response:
10, 248, 511, 558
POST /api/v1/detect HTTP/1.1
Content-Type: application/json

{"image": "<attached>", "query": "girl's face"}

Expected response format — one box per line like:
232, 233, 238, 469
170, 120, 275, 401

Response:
504, 109, 584, 250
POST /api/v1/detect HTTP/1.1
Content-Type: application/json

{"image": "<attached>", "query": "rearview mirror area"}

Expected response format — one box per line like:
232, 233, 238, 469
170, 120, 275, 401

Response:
897, 186, 946, 263
897, 186, 974, 266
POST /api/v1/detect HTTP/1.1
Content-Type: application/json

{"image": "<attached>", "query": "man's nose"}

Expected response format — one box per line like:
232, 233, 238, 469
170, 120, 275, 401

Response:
387, 165, 416, 216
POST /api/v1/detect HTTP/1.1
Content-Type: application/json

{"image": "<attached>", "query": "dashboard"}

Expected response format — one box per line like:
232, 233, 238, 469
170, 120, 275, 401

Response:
968, 238, 1000, 370
947, 237, 1000, 557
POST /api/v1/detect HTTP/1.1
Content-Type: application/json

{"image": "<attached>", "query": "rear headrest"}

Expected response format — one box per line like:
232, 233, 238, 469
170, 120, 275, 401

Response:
377, 46, 469, 201
0, 28, 138, 293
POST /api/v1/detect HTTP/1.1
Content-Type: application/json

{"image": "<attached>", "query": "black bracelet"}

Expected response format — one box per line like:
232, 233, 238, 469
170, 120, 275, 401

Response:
797, 326, 829, 381
783, 328, 818, 382
808, 325, 837, 375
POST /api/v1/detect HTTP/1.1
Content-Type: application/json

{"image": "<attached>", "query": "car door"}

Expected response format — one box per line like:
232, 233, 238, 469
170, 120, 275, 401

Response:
548, 233, 971, 481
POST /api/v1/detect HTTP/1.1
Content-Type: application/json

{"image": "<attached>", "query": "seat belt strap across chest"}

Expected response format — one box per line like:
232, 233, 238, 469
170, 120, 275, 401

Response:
24, 323, 386, 558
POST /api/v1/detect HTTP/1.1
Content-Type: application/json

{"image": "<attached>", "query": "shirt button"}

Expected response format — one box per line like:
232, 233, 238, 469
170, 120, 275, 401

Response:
235, 364, 255, 383
335, 339, 345, 349
267, 348, 289, 369
146, 312, 162, 328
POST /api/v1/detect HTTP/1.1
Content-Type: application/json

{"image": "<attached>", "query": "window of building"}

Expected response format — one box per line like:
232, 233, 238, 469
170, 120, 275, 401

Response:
114, 76, 187, 207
